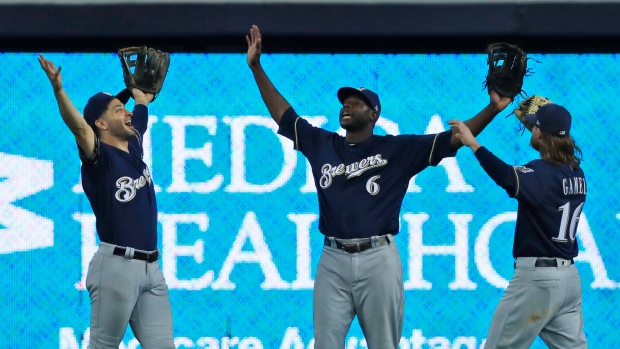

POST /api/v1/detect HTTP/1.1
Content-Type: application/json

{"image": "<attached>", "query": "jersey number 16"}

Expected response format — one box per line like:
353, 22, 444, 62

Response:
553, 202, 585, 243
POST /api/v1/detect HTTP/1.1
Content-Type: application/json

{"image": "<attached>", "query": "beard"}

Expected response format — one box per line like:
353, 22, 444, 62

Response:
530, 137, 540, 151
108, 121, 135, 141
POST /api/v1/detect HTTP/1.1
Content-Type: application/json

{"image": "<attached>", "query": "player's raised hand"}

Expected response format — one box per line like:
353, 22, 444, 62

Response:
131, 88, 154, 106
246, 25, 262, 68
448, 120, 480, 150
38, 54, 63, 92
489, 89, 512, 113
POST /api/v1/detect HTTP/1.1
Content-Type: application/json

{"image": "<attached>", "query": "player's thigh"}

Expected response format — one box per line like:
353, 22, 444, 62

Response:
129, 262, 175, 349
484, 268, 560, 349
313, 248, 356, 347
539, 309, 587, 349
539, 268, 587, 349
86, 254, 143, 348
354, 243, 403, 349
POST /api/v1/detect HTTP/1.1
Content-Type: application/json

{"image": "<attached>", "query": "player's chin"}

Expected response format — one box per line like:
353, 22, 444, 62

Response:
122, 128, 135, 139
340, 119, 358, 130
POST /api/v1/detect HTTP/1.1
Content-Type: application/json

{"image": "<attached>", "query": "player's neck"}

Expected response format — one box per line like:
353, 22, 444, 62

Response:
345, 130, 373, 144
100, 135, 130, 153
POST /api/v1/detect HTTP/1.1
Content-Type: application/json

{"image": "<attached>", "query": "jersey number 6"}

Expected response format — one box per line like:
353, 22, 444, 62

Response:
366, 175, 381, 195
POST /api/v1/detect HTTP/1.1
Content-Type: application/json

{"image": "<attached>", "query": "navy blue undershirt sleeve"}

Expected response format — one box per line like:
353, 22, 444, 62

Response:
131, 104, 148, 137
474, 146, 518, 197
128, 104, 148, 158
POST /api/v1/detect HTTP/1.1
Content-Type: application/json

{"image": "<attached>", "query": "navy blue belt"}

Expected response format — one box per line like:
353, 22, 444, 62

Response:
324, 236, 390, 253
113, 246, 159, 263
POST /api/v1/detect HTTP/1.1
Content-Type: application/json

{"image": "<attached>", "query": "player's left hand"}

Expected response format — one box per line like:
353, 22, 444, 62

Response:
131, 88, 154, 105
489, 89, 512, 113
448, 120, 480, 149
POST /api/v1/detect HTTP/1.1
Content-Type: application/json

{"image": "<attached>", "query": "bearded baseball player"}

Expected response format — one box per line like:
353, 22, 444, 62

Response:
449, 103, 587, 349
39, 55, 176, 349
246, 25, 512, 349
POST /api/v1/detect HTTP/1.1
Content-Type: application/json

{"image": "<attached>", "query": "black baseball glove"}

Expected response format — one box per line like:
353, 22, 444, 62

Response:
484, 43, 528, 99
118, 46, 170, 101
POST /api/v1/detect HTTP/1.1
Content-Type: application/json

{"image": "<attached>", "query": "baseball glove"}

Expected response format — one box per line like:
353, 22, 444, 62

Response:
484, 43, 528, 99
118, 46, 170, 101
513, 95, 553, 132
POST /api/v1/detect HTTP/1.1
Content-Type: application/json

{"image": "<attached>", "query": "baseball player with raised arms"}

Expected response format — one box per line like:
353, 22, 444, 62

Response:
246, 25, 512, 349
39, 55, 176, 349
449, 103, 587, 349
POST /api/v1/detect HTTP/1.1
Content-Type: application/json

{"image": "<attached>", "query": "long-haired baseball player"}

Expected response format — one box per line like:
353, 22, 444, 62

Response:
449, 103, 587, 349
246, 25, 512, 349
39, 55, 176, 349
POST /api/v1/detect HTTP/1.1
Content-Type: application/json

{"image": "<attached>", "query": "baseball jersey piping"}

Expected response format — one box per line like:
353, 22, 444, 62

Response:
79, 136, 101, 165
294, 117, 300, 150
429, 133, 440, 165
512, 166, 520, 197
134, 129, 142, 147
90, 137, 101, 164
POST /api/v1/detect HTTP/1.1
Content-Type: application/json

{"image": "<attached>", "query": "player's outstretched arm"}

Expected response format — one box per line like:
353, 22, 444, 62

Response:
449, 119, 517, 194
448, 120, 481, 152
246, 25, 291, 125
129, 88, 154, 137
449, 90, 511, 148
38, 54, 96, 158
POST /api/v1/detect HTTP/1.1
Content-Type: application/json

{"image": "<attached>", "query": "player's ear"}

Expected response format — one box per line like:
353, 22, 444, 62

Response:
94, 118, 108, 131
370, 110, 378, 123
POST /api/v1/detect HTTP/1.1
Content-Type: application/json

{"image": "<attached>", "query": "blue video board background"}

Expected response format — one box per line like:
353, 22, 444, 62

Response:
1, 53, 620, 348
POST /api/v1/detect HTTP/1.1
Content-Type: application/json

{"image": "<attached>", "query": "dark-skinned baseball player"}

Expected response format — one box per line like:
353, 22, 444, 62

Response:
246, 25, 512, 349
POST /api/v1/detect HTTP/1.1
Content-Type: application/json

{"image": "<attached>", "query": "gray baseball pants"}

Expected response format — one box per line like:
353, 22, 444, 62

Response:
484, 257, 587, 349
86, 242, 176, 349
313, 235, 404, 349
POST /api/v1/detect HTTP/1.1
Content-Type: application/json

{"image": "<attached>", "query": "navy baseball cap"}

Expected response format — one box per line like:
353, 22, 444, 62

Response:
524, 103, 572, 136
337, 87, 381, 116
83, 89, 132, 128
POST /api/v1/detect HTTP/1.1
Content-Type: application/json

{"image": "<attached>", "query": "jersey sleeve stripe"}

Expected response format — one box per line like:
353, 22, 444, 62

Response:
294, 117, 300, 150
81, 136, 100, 164
134, 129, 142, 146
511, 166, 520, 197
428, 133, 439, 165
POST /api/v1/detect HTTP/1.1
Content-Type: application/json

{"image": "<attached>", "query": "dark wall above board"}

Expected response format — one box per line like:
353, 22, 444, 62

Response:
2, 3, 620, 53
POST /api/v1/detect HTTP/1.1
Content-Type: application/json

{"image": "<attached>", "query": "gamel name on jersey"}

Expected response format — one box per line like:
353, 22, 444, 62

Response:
563, 176, 587, 196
